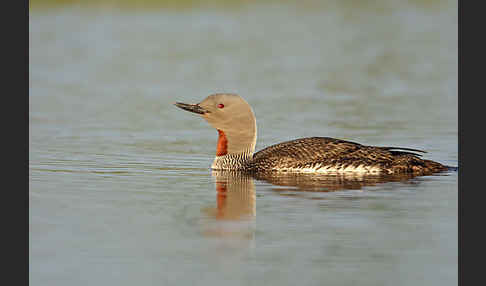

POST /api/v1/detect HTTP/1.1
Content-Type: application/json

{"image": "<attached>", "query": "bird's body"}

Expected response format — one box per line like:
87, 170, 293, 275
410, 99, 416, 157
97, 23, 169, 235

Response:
175, 93, 449, 176
249, 137, 446, 174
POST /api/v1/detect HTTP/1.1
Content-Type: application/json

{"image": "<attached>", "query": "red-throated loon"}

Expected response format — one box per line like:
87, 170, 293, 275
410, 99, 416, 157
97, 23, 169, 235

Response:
174, 93, 449, 175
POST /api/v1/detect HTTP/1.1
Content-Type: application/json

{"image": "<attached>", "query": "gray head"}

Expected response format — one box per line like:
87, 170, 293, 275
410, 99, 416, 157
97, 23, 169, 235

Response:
174, 93, 257, 156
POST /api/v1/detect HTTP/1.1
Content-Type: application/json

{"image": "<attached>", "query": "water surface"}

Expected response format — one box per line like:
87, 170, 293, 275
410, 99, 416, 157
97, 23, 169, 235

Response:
30, 1, 457, 285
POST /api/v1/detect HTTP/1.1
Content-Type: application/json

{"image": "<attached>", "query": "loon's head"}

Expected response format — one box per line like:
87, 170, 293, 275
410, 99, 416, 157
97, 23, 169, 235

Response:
174, 93, 257, 156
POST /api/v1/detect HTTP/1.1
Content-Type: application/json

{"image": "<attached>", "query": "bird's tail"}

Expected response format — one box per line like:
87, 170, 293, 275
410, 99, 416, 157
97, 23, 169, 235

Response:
446, 166, 458, 172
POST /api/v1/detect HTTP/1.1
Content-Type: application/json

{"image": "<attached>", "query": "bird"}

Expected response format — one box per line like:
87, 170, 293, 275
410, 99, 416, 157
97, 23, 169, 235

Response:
174, 93, 451, 175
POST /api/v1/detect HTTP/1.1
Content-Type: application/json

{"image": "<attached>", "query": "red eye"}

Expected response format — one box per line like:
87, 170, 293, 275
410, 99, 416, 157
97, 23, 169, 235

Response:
217, 103, 224, 109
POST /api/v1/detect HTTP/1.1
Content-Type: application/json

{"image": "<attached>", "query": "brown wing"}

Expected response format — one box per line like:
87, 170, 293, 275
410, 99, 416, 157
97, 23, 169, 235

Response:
250, 137, 440, 173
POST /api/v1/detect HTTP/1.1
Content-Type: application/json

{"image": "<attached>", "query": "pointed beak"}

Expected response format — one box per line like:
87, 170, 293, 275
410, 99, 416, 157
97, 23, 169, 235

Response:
174, 102, 210, 115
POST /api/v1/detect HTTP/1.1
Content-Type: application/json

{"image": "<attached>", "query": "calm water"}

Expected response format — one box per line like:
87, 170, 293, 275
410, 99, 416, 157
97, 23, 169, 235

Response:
30, 1, 458, 285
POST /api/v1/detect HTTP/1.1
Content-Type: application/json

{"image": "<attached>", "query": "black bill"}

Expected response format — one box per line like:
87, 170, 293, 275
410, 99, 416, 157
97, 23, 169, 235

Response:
174, 102, 210, 114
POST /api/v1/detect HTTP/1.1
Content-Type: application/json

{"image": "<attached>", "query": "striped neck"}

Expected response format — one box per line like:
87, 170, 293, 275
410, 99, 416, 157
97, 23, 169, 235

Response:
211, 120, 257, 170
211, 150, 254, 170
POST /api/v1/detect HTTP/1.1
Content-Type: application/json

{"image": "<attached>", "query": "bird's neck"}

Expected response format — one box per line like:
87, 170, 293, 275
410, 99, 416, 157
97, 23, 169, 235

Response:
211, 121, 257, 170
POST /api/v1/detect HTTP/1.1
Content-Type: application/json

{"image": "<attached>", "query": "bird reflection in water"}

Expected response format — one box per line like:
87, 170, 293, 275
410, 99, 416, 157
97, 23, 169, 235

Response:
200, 171, 256, 243
252, 171, 425, 193
200, 169, 450, 242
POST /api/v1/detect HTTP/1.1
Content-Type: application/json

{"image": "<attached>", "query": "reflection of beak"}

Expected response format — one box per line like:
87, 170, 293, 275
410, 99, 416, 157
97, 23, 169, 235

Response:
174, 102, 210, 115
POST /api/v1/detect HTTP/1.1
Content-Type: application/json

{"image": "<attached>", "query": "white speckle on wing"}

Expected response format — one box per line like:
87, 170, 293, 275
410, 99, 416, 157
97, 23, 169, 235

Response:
273, 164, 384, 174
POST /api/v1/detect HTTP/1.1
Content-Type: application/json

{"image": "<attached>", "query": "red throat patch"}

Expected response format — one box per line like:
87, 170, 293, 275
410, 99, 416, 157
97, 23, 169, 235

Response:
216, 129, 228, 156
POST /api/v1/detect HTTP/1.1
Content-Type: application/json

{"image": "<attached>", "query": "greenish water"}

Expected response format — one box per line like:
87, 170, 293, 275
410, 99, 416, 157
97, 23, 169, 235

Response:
30, 1, 457, 286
